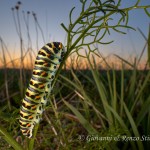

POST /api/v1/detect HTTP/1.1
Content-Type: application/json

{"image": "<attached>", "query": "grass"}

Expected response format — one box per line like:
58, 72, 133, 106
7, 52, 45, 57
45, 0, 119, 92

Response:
0, 0, 150, 149
1, 67, 150, 149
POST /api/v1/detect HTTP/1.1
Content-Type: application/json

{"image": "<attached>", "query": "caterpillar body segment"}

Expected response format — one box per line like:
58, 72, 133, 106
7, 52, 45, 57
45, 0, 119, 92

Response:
19, 42, 65, 138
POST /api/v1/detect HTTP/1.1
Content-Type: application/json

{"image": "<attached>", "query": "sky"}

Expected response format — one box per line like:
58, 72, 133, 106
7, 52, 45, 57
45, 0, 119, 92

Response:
0, 0, 149, 68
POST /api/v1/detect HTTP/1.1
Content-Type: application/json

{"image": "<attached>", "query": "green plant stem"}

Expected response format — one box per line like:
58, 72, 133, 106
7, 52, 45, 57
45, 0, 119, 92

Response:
28, 124, 39, 150
120, 65, 124, 116
69, 11, 117, 52
124, 5, 150, 11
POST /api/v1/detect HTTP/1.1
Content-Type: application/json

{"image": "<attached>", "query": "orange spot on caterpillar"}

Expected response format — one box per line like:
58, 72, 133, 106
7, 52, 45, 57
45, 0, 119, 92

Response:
32, 105, 37, 110
27, 123, 31, 127
39, 84, 45, 89
35, 95, 41, 99
41, 72, 47, 77
59, 43, 63, 49
29, 116, 33, 119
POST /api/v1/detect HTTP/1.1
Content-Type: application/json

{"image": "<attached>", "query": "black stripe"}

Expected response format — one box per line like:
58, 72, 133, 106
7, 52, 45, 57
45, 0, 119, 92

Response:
20, 106, 34, 114
21, 104, 37, 113
19, 117, 31, 122
32, 76, 48, 83
41, 46, 55, 56
24, 97, 39, 104
20, 127, 32, 130
33, 66, 53, 72
28, 86, 43, 94
36, 55, 58, 65
53, 42, 60, 48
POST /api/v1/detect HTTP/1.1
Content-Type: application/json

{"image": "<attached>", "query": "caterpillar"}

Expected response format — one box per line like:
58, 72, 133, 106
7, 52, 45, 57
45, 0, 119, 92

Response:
19, 42, 65, 138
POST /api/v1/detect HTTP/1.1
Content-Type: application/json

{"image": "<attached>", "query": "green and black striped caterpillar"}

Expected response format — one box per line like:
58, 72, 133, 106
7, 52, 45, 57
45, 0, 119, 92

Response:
19, 42, 65, 138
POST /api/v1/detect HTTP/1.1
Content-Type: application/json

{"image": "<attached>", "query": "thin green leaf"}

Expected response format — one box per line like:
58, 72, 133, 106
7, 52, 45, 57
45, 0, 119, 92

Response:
63, 100, 98, 134
136, 95, 150, 126
88, 56, 113, 124
61, 23, 69, 33
105, 105, 137, 149
144, 8, 150, 17
0, 125, 24, 150
120, 65, 124, 116
131, 71, 150, 113
69, 7, 75, 25
114, 54, 134, 68
123, 103, 144, 150
112, 69, 117, 112
148, 24, 150, 67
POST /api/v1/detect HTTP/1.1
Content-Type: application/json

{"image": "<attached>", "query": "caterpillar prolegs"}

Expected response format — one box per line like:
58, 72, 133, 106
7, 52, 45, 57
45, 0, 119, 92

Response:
19, 42, 65, 138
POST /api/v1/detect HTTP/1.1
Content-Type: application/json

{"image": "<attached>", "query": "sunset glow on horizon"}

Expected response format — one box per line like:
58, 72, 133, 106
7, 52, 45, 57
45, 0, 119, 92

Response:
0, 51, 147, 70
